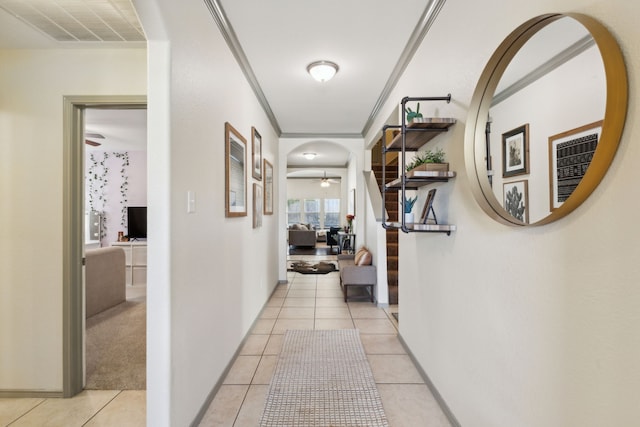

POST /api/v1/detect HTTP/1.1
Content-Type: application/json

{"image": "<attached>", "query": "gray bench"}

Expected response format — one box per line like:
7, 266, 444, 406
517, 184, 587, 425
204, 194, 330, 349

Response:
337, 254, 376, 302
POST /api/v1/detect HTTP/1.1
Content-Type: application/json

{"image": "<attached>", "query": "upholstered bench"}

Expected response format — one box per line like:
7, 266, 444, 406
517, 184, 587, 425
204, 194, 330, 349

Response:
337, 247, 376, 302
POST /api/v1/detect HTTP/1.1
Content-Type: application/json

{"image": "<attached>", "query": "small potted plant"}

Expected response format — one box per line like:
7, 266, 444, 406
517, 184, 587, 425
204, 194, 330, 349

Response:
405, 148, 448, 174
403, 196, 418, 224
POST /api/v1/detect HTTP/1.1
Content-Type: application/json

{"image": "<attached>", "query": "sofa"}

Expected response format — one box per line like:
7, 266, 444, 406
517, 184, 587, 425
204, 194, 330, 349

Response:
85, 246, 126, 318
337, 247, 376, 302
288, 223, 316, 247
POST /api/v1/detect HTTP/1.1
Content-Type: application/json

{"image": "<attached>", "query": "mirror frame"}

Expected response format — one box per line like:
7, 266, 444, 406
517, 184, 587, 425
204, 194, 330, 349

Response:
464, 13, 628, 226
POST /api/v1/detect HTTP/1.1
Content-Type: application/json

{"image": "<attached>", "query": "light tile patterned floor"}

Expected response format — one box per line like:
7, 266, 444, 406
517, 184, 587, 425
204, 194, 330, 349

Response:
198, 254, 452, 427
0, 259, 451, 426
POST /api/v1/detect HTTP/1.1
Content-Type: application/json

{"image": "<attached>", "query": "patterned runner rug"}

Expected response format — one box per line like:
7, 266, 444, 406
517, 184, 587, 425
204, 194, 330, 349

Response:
260, 329, 389, 426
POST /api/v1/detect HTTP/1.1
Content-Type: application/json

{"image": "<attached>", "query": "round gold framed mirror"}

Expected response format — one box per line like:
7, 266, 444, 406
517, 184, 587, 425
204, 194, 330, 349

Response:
464, 13, 627, 226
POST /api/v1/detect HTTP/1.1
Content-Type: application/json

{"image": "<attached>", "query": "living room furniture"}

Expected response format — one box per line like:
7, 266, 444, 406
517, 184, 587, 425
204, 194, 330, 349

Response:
327, 226, 341, 252
111, 241, 147, 285
288, 224, 316, 247
337, 251, 376, 302
336, 231, 356, 254
85, 246, 126, 318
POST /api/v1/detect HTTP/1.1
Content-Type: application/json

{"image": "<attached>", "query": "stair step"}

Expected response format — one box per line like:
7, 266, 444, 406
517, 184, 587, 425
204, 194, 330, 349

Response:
386, 255, 398, 270
388, 285, 398, 304
386, 243, 398, 256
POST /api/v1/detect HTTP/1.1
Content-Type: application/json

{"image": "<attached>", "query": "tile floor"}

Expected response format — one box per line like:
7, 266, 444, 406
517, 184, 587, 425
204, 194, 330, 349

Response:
0, 256, 451, 426
198, 253, 451, 426
0, 285, 147, 427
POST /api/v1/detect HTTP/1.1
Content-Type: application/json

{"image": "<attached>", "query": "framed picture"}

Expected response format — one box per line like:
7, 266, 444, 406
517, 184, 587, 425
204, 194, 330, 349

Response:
548, 120, 602, 211
503, 180, 529, 223
253, 183, 263, 228
419, 188, 437, 224
251, 126, 262, 180
225, 122, 247, 217
502, 124, 530, 177
263, 159, 273, 215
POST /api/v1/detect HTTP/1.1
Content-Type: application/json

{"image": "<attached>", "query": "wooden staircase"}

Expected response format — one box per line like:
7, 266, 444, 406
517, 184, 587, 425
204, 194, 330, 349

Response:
372, 161, 399, 304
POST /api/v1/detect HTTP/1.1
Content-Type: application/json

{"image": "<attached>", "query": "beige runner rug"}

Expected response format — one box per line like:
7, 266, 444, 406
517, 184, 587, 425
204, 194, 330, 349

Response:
260, 329, 389, 426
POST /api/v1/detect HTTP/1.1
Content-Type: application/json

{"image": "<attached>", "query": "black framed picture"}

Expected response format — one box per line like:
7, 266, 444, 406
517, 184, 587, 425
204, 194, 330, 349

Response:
502, 124, 530, 178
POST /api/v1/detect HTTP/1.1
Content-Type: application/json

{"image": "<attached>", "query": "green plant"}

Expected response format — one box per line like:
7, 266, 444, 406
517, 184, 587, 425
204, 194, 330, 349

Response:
404, 102, 422, 122
405, 148, 446, 172
403, 196, 418, 213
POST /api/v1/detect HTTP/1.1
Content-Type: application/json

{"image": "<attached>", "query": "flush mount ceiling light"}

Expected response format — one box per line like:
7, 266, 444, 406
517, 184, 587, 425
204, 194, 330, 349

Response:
303, 152, 317, 160
307, 61, 339, 82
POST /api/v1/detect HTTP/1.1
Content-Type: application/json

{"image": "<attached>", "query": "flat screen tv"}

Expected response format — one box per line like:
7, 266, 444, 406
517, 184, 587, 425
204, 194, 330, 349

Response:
127, 206, 147, 240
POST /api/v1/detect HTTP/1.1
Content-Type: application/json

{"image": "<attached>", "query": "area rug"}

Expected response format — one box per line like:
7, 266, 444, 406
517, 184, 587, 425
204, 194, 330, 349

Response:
85, 300, 146, 390
288, 260, 338, 274
259, 329, 389, 426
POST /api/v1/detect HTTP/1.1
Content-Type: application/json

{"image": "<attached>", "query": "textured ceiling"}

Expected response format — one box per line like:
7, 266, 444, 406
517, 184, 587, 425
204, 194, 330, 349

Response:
0, 0, 144, 42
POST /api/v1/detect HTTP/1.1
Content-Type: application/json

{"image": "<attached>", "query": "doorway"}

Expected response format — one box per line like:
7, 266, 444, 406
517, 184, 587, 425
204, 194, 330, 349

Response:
62, 95, 147, 397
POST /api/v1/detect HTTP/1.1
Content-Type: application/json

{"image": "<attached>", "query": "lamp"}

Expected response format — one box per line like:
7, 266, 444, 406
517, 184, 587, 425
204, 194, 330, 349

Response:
303, 152, 316, 160
320, 180, 330, 188
307, 60, 339, 82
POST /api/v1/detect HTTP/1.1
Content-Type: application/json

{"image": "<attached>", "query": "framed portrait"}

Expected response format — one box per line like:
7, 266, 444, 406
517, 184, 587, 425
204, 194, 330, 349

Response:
502, 124, 530, 177
251, 126, 262, 180
419, 188, 437, 224
548, 120, 602, 211
263, 159, 273, 215
253, 183, 263, 228
503, 180, 529, 223
225, 122, 247, 217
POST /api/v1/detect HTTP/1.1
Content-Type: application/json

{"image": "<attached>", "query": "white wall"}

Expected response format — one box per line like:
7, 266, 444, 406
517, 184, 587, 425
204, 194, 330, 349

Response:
364, 1, 640, 426
138, 1, 281, 425
0, 48, 146, 391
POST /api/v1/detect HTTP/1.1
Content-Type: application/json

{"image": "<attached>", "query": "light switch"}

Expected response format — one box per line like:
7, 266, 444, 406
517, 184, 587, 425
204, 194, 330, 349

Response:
187, 191, 196, 213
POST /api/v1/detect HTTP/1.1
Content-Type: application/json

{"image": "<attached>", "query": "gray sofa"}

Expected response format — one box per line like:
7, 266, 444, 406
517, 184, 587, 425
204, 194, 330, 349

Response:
85, 246, 126, 318
288, 223, 316, 247
337, 253, 376, 302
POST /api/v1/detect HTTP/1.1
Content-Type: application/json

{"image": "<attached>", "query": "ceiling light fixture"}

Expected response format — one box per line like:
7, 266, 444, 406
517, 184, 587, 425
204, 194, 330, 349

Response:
307, 60, 339, 82
320, 180, 330, 188
303, 152, 317, 160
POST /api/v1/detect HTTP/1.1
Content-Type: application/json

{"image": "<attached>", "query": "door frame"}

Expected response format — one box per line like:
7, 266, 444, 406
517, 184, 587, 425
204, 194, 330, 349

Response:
62, 95, 147, 397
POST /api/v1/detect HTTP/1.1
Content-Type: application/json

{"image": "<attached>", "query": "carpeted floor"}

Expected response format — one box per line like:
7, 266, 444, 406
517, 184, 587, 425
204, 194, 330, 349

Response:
85, 300, 146, 390
260, 329, 389, 426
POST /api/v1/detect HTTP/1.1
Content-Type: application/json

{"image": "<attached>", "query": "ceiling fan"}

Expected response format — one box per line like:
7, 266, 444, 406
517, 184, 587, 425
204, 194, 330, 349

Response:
85, 132, 105, 147
313, 171, 340, 187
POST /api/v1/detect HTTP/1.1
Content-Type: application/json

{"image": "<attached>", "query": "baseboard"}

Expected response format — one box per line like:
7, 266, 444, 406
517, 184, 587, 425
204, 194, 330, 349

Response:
190, 280, 282, 426
0, 390, 63, 398
397, 334, 461, 427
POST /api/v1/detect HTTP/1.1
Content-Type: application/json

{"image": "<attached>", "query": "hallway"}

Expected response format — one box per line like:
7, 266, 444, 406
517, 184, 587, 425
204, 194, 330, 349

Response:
0, 254, 451, 426
198, 252, 451, 426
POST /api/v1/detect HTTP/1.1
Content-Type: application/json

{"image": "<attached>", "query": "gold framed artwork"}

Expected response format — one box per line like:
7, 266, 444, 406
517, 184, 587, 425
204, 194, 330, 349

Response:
251, 126, 262, 180
263, 159, 273, 215
548, 120, 602, 211
225, 122, 247, 217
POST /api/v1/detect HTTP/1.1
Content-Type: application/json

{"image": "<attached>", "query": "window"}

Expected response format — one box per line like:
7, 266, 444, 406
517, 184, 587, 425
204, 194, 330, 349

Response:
287, 199, 301, 225
304, 199, 320, 228
324, 198, 340, 227
287, 198, 340, 228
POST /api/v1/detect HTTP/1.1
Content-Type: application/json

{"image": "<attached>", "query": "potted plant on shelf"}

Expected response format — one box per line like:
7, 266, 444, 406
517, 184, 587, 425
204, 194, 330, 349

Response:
405, 148, 448, 174
403, 196, 418, 224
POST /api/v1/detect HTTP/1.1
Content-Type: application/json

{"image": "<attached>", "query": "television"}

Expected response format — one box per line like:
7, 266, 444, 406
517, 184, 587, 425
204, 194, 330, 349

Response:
127, 206, 147, 240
